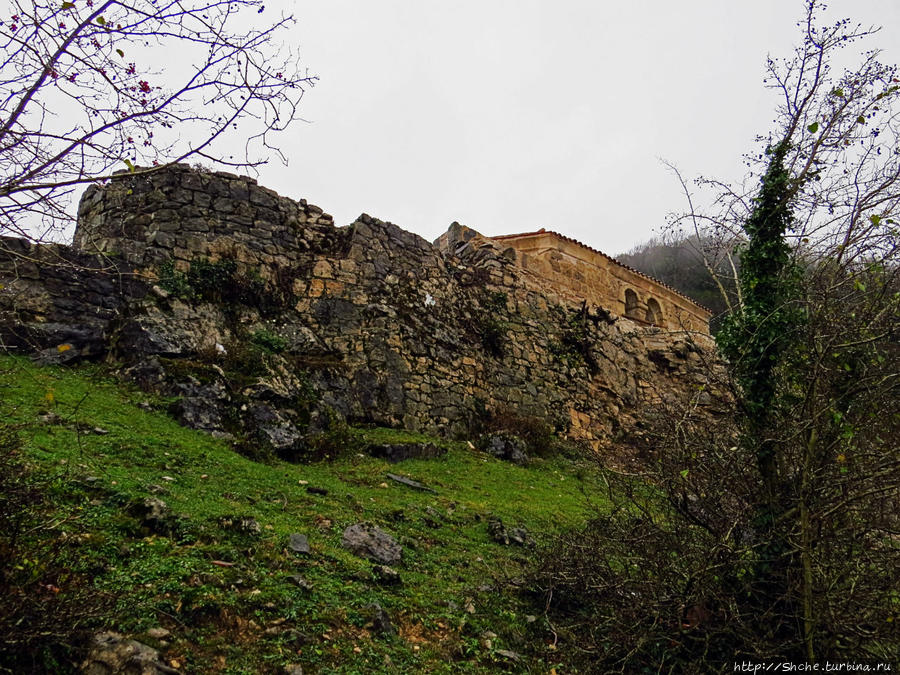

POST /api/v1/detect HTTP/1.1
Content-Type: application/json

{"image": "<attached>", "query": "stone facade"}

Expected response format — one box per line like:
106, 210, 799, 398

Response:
1, 165, 720, 452
436, 225, 711, 332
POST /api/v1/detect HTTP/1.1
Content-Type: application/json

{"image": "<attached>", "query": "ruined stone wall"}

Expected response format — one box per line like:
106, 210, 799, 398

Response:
1, 165, 719, 452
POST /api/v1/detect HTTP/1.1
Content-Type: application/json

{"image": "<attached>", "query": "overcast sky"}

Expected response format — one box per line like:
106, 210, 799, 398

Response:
251, 1, 900, 255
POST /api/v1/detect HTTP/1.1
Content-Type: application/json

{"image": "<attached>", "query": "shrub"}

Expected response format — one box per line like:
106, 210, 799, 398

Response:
250, 329, 287, 354
0, 426, 110, 672
478, 409, 565, 458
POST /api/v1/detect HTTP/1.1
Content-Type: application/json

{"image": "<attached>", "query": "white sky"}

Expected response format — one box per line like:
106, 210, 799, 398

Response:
251, 1, 900, 255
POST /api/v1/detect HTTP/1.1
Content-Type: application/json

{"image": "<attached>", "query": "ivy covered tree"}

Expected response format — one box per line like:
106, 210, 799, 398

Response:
531, 1, 899, 668
713, 2, 900, 659
717, 140, 799, 507
0, 0, 316, 242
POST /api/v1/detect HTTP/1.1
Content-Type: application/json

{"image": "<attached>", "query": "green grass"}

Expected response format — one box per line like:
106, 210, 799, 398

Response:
0, 354, 609, 673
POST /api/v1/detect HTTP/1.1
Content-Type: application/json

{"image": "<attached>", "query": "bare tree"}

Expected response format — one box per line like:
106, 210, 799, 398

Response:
666, 0, 900, 317
0, 0, 316, 241
532, 2, 899, 668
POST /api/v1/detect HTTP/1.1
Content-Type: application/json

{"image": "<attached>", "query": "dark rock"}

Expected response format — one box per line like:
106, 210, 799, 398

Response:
170, 377, 230, 432
25, 323, 106, 364
285, 574, 312, 590
32, 343, 84, 365
306, 486, 329, 496
385, 473, 437, 494
38, 412, 63, 425
366, 442, 446, 463
364, 603, 396, 636
487, 517, 533, 547
341, 523, 402, 565
80, 631, 179, 674
237, 517, 261, 535
508, 526, 533, 546
116, 317, 188, 357
123, 357, 167, 390
478, 432, 529, 465
496, 649, 522, 662
372, 565, 402, 585
219, 516, 261, 536
288, 533, 310, 554
488, 518, 508, 544
246, 403, 304, 452
130, 497, 171, 534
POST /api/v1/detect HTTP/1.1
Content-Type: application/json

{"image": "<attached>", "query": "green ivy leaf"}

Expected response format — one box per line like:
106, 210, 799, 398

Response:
857, 115, 866, 124
807, 122, 819, 133
124, 158, 135, 172
831, 88, 844, 98
116, 48, 124, 58
96, 15, 106, 25
61, 1, 75, 9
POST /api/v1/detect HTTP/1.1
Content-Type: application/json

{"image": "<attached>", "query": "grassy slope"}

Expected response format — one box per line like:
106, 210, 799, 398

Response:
1, 354, 607, 674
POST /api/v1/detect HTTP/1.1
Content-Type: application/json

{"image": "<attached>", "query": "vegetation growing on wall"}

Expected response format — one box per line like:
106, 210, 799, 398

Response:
157, 258, 297, 316
475, 291, 510, 358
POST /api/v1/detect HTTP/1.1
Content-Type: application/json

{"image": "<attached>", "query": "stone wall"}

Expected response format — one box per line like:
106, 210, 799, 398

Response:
1, 165, 720, 452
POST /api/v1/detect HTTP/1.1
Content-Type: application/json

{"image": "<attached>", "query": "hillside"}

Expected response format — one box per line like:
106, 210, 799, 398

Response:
1, 354, 607, 674
0, 165, 724, 673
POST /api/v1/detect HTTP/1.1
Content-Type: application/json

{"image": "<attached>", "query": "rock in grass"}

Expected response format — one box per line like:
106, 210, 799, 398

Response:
285, 574, 312, 590
238, 517, 262, 535
341, 523, 402, 565
145, 627, 171, 640
365, 603, 396, 636
288, 533, 310, 554
372, 565, 402, 585
496, 649, 522, 662
218, 516, 262, 536
130, 497, 171, 534
80, 631, 179, 674
487, 517, 533, 547
478, 432, 529, 465
385, 473, 436, 493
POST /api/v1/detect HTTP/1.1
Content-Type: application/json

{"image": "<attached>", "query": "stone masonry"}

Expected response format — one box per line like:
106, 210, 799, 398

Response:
0, 165, 720, 452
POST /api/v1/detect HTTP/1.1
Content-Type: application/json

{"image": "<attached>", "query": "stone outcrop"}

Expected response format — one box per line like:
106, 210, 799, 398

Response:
0, 164, 719, 452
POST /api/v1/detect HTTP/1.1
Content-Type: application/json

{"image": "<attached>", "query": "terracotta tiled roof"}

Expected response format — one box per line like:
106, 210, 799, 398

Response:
490, 229, 712, 315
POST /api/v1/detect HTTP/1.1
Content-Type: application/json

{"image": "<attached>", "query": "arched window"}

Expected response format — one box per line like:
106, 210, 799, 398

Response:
646, 297, 662, 325
624, 288, 640, 319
